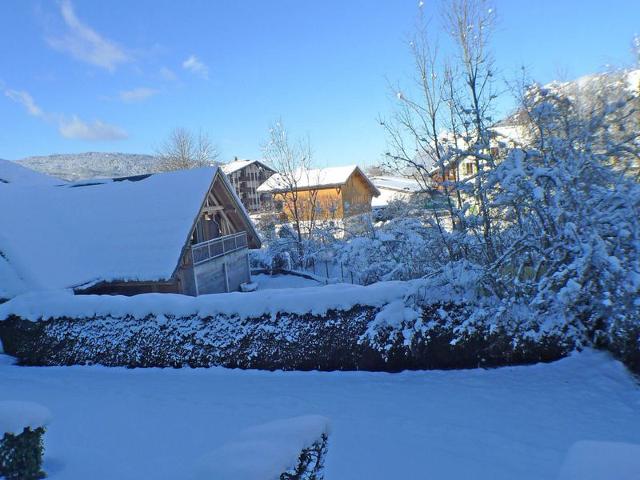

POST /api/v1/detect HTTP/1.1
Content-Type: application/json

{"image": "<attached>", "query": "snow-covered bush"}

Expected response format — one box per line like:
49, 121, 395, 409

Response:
477, 81, 640, 349
336, 218, 442, 284
0, 401, 50, 480
197, 416, 330, 480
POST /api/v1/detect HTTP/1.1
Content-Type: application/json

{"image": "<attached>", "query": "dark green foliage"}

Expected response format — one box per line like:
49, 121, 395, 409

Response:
605, 317, 640, 375
0, 302, 575, 371
281, 433, 328, 480
0, 427, 46, 480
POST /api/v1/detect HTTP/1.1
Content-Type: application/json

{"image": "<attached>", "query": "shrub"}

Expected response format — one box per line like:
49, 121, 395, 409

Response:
0, 427, 46, 480
280, 433, 328, 480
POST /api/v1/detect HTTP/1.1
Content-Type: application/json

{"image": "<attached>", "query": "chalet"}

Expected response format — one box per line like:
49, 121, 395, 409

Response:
0, 167, 260, 297
221, 158, 276, 212
257, 165, 380, 221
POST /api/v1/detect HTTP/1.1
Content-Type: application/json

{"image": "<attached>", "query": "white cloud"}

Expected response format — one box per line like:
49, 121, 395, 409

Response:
58, 115, 128, 141
4, 87, 127, 141
118, 87, 159, 103
46, 0, 130, 72
4, 89, 45, 118
159, 66, 177, 81
182, 55, 209, 79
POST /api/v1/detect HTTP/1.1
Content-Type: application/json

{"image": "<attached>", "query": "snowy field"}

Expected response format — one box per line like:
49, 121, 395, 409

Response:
1, 351, 639, 479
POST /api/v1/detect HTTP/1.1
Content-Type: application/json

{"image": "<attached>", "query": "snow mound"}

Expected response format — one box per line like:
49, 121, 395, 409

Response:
197, 415, 330, 480
0, 401, 52, 435
0, 280, 414, 321
557, 441, 640, 480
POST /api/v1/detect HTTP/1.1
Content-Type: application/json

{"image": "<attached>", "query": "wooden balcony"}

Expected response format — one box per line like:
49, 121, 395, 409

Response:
191, 231, 248, 266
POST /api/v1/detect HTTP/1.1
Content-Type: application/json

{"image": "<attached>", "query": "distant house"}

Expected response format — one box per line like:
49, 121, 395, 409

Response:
0, 167, 260, 297
257, 165, 380, 221
370, 175, 426, 210
221, 158, 276, 212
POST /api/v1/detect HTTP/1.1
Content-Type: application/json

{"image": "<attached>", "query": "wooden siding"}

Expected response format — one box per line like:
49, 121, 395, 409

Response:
271, 170, 375, 221
341, 171, 374, 217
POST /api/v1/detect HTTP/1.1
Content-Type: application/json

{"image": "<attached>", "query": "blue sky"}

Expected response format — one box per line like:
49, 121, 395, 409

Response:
1, 0, 638, 166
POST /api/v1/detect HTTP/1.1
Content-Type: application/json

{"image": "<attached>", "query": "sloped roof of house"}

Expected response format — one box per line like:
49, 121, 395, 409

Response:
370, 175, 425, 193
257, 165, 380, 195
0, 167, 258, 294
0, 159, 64, 186
370, 176, 427, 208
221, 159, 275, 175
0, 253, 28, 300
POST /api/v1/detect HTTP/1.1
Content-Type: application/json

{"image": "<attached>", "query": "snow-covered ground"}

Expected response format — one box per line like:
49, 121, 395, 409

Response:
1, 351, 639, 479
252, 273, 322, 290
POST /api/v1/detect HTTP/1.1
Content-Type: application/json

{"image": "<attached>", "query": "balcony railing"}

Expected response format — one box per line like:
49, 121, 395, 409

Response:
191, 231, 248, 266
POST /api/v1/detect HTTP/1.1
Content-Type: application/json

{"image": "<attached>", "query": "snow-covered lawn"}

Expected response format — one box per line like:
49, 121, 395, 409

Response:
1, 351, 639, 479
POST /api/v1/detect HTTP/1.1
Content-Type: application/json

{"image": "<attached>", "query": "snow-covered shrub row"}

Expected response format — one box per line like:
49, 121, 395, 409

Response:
0, 282, 411, 322
197, 416, 329, 480
0, 401, 50, 480
0, 292, 573, 370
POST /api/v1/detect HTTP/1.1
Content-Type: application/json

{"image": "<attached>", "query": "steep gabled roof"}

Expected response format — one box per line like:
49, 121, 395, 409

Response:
257, 165, 380, 195
0, 167, 258, 293
221, 159, 276, 175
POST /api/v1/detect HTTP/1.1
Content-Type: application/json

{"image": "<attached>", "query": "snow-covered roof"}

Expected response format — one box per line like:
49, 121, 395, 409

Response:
369, 176, 427, 208
0, 167, 221, 291
257, 165, 380, 195
370, 176, 425, 193
221, 159, 275, 175
0, 159, 63, 186
0, 253, 28, 300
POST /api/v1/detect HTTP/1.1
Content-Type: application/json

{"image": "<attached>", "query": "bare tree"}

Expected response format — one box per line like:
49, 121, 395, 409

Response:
156, 127, 219, 172
262, 121, 320, 254
382, 0, 500, 262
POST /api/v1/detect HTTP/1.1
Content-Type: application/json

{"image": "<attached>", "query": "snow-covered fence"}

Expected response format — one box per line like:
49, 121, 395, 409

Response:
0, 283, 574, 371
0, 401, 50, 480
197, 416, 330, 480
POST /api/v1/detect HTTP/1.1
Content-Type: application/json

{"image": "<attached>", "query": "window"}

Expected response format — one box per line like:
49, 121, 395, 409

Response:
465, 162, 474, 176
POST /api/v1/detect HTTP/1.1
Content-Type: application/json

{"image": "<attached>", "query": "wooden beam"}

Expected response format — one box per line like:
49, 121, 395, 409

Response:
203, 205, 225, 214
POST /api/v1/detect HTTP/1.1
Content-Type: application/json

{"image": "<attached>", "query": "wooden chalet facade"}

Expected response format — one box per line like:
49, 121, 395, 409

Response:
257, 165, 380, 222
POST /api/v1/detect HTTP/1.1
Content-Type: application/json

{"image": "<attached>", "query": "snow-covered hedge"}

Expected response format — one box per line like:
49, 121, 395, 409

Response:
0, 401, 50, 480
197, 416, 330, 480
0, 282, 574, 371
0, 282, 411, 322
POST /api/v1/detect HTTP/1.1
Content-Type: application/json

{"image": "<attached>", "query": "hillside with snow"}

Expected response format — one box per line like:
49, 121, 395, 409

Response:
17, 152, 165, 181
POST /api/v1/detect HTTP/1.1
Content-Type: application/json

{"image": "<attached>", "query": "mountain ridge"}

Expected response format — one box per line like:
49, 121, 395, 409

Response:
16, 152, 164, 181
